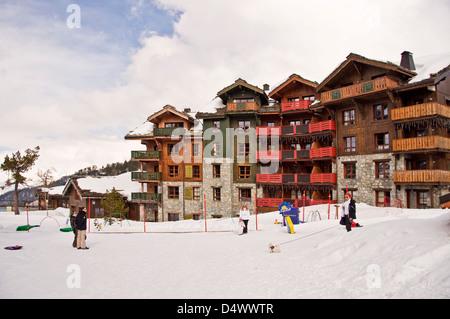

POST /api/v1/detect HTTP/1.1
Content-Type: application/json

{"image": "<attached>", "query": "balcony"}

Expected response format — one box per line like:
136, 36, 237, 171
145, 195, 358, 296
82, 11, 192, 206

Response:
391, 102, 450, 121
256, 173, 336, 184
131, 150, 161, 160
256, 127, 281, 136
279, 120, 336, 136
257, 197, 337, 207
281, 100, 313, 112
131, 193, 161, 202
256, 150, 281, 161
394, 170, 450, 184
279, 147, 337, 160
131, 171, 162, 181
320, 76, 397, 103
227, 102, 259, 112
393, 136, 450, 153
153, 127, 186, 136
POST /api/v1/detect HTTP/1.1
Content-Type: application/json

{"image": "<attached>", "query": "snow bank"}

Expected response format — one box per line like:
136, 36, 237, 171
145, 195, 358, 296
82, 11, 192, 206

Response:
0, 204, 449, 299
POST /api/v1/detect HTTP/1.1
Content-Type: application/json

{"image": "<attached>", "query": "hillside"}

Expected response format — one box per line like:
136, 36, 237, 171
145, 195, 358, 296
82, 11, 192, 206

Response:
0, 160, 139, 206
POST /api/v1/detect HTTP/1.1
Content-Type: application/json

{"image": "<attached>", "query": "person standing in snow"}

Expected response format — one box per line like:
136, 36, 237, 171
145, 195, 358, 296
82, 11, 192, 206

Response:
341, 194, 353, 232
75, 207, 89, 249
239, 205, 251, 234
70, 209, 78, 248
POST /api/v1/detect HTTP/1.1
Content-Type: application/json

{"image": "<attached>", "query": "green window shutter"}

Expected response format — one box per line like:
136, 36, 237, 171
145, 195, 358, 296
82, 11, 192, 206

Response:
185, 187, 193, 200
185, 165, 193, 178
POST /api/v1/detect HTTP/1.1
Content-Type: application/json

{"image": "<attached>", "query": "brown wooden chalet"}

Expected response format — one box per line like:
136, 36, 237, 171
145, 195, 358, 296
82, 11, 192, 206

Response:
125, 105, 203, 222
391, 57, 450, 208
315, 51, 449, 208
62, 174, 140, 220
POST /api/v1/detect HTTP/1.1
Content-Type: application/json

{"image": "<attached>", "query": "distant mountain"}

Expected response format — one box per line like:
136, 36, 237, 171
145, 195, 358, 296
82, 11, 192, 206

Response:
0, 160, 139, 207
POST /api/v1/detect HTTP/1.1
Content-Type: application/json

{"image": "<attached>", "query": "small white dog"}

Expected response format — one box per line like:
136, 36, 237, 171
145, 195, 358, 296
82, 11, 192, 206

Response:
268, 243, 281, 253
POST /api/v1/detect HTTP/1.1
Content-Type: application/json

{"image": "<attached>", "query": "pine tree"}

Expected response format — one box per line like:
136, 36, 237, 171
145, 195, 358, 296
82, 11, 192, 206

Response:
1, 147, 40, 214
100, 187, 129, 224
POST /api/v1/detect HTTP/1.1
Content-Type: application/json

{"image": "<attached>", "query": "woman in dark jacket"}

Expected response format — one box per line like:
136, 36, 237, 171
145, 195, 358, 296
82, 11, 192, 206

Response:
70, 209, 78, 247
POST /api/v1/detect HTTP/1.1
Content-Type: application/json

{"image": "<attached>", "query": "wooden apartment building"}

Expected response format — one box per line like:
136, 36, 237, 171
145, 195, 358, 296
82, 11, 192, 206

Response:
125, 52, 449, 222
125, 105, 203, 222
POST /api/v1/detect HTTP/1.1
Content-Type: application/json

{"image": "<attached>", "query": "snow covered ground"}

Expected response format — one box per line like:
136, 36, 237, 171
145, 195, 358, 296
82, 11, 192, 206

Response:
0, 204, 449, 299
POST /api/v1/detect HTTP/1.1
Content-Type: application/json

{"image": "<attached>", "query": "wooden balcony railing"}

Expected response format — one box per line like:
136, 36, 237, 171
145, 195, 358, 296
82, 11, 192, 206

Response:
393, 170, 450, 183
227, 102, 259, 112
391, 102, 450, 121
256, 150, 281, 160
153, 127, 186, 136
320, 76, 397, 103
257, 147, 336, 161
131, 150, 161, 160
131, 193, 161, 202
256, 127, 281, 135
256, 173, 336, 184
131, 171, 162, 181
281, 100, 313, 112
393, 136, 450, 152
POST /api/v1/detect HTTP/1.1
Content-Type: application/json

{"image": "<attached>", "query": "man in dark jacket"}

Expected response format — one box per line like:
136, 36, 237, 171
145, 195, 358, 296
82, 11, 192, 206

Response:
75, 207, 88, 249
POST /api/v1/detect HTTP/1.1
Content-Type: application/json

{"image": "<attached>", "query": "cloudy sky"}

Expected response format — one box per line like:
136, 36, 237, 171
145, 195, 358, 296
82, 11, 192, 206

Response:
1, 0, 449, 182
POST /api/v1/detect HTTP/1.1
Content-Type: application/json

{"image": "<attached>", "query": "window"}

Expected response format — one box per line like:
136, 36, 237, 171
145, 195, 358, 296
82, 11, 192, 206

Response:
417, 191, 428, 208
303, 95, 315, 101
239, 189, 251, 201
168, 213, 180, 221
374, 104, 388, 121
238, 120, 251, 131
239, 166, 251, 179
212, 142, 221, 156
213, 120, 221, 130
192, 187, 200, 200
417, 160, 427, 170
167, 144, 179, 156
289, 120, 301, 126
192, 143, 200, 157
375, 133, 389, 150
213, 188, 221, 201
376, 191, 390, 207
168, 165, 179, 178
234, 98, 254, 103
344, 136, 356, 152
343, 109, 355, 125
168, 186, 179, 199
238, 143, 250, 156
417, 130, 426, 137
375, 161, 390, 179
267, 122, 275, 127
344, 163, 356, 179
165, 122, 183, 128
288, 97, 300, 102
193, 165, 200, 178
213, 165, 221, 178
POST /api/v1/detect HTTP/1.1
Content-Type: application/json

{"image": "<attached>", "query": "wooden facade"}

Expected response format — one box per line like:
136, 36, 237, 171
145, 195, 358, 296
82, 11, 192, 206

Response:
125, 105, 203, 221
125, 53, 449, 221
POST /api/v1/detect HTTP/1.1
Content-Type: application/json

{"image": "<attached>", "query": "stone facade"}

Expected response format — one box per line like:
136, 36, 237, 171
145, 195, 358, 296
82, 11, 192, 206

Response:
337, 153, 395, 206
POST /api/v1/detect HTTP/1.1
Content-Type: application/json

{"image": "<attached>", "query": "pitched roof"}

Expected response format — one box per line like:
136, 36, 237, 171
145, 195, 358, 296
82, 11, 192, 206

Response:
316, 53, 416, 92
147, 105, 195, 123
269, 73, 318, 101
217, 78, 268, 104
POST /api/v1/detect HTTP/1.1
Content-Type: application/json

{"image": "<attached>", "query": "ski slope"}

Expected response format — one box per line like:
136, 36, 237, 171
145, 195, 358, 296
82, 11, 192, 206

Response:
0, 204, 449, 299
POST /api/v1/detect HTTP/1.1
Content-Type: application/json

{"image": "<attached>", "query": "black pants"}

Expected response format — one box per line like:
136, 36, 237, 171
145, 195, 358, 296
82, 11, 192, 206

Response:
242, 220, 249, 233
344, 215, 352, 232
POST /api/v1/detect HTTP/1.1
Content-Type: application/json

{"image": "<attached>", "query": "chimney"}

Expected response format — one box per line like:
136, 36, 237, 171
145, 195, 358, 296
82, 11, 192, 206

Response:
263, 84, 270, 91
400, 51, 416, 71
